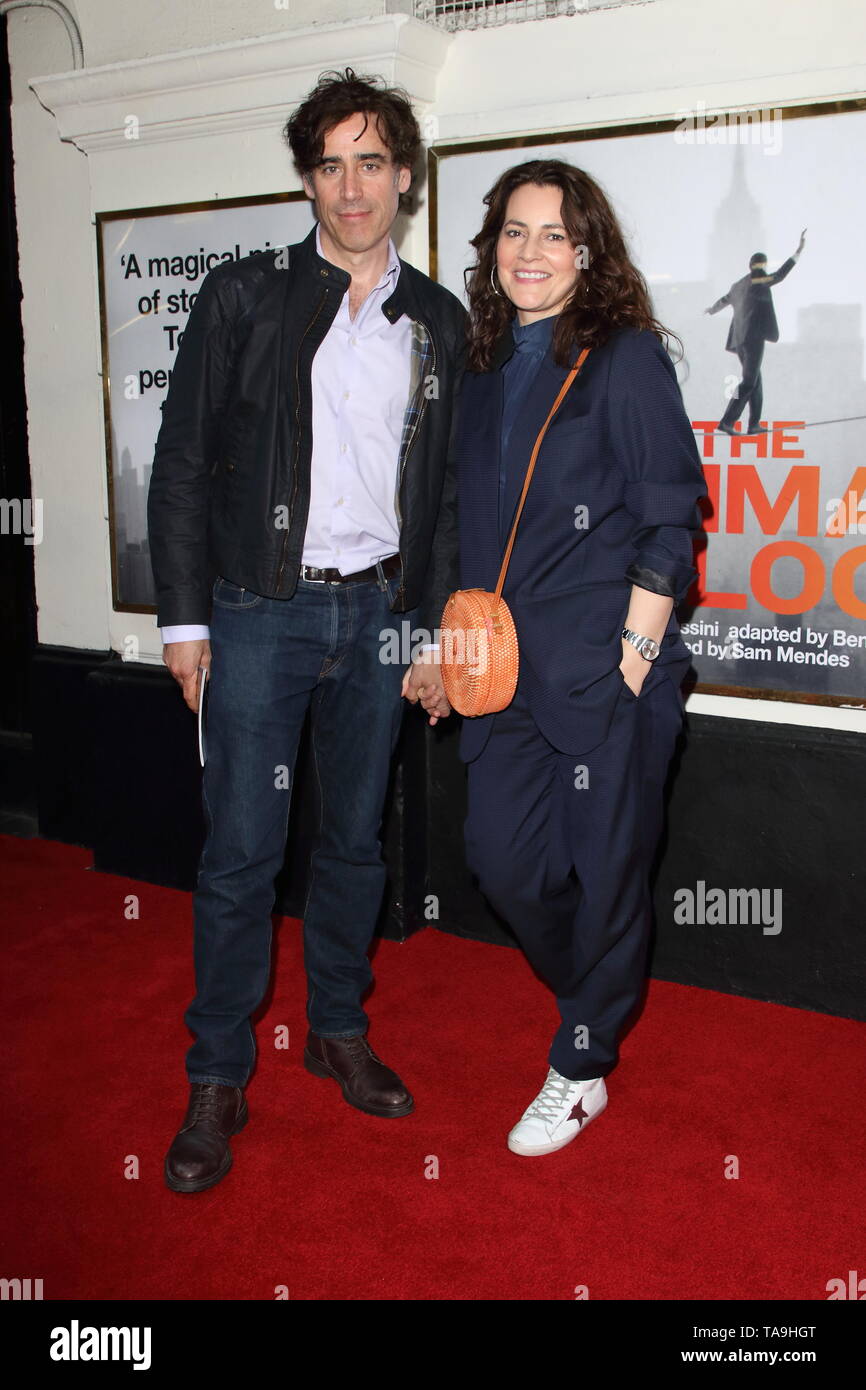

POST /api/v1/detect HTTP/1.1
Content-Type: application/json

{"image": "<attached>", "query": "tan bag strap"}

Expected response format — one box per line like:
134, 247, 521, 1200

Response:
493, 346, 591, 605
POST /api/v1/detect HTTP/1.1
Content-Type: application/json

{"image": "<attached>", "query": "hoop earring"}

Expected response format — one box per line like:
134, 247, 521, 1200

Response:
489, 263, 502, 297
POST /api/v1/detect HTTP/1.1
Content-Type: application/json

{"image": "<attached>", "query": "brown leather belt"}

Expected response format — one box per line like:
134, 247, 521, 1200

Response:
299, 553, 401, 585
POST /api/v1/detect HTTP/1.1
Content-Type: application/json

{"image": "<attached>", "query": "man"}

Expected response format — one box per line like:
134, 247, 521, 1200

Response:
706, 228, 806, 435
147, 68, 464, 1194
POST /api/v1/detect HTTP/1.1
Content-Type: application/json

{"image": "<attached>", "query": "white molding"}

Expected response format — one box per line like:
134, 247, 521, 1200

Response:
430, 69, 866, 146
30, 14, 452, 153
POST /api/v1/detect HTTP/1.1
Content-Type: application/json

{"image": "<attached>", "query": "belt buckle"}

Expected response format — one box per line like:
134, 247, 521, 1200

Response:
301, 564, 327, 583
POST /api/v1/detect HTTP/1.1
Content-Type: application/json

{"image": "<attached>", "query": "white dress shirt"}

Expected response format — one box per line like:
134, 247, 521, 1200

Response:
302, 224, 411, 572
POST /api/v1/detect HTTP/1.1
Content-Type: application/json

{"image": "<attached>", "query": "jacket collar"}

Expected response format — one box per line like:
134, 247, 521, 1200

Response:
295, 221, 412, 325
295, 221, 348, 287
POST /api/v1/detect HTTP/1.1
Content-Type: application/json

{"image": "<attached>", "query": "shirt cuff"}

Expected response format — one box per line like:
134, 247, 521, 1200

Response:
160, 624, 211, 644
418, 643, 440, 654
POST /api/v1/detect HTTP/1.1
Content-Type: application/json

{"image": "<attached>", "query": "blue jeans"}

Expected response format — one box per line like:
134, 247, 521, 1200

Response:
185, 568, 415, 1088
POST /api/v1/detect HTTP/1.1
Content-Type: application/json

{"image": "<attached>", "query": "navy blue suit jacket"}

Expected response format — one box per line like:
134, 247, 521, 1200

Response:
453, 323, 708, 762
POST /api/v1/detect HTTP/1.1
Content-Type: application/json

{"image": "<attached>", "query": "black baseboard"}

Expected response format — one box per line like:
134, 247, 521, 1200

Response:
651, 714, 864, 1017
8, 644, 865, 1019
30, 645, 113, 846
0, 727, 37, 836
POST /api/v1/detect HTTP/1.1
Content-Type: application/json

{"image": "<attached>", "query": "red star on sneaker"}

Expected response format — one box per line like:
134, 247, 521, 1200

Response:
568, 1098, 589, 1126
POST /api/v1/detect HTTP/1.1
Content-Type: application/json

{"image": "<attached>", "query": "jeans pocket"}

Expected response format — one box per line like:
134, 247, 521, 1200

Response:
212, 575, 264, 609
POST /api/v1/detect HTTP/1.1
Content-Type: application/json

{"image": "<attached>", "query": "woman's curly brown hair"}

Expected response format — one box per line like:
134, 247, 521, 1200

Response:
465, 158, 681, 372
283, 67, 421, 213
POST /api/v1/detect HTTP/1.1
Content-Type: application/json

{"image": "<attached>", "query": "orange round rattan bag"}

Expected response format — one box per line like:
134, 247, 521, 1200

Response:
440, 348, 590, 718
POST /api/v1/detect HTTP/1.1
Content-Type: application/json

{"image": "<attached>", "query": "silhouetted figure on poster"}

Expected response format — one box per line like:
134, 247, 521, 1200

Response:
706, 228, 806, 435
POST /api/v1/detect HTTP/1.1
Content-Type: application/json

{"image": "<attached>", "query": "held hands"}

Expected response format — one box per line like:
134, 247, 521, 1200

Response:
401, 650, 452, 726
163, 638, 211, 713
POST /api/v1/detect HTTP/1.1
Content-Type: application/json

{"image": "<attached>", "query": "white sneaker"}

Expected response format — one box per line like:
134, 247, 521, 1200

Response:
507, 1066, 608, 1155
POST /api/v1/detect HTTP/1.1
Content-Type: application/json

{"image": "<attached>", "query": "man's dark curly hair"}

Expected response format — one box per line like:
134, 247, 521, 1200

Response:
282, 67, 421, 213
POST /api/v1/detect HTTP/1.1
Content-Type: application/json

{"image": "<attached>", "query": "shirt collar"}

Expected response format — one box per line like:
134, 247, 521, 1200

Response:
315, 222, 400, 291
511, 313, 557, 352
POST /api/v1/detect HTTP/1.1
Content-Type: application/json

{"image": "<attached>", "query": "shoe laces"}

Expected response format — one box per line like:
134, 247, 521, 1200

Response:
341, 1035, 383, 1065
524, 1069, 581, 1124
188, 1083, 231, 1126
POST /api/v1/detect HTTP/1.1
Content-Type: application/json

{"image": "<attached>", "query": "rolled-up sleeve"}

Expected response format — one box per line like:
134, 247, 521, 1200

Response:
607, 328, 707, 604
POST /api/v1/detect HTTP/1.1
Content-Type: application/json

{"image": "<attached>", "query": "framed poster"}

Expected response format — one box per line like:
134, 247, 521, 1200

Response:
429, 99, 866, 706
96, 191, 315, 613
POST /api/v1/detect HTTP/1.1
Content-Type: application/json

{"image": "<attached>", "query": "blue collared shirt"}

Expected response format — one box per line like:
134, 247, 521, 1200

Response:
499, 313, 557, 541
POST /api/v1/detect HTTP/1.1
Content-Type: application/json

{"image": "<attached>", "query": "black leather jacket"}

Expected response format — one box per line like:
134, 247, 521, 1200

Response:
147, 223, 467, 633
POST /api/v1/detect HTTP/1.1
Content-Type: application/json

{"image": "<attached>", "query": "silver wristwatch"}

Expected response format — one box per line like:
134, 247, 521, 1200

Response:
622, 627, 660, 661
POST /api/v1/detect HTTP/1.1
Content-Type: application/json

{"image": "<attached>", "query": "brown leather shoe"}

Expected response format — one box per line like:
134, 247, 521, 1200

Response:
164, 1083, 248, 1193
304, 1031, 414, 1117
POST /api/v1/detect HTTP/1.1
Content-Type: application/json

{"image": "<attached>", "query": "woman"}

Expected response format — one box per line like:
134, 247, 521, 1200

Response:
429, 159, 707, 1156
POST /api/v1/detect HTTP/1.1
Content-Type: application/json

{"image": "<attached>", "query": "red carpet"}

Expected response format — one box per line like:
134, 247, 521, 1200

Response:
1, 833, 863, 1301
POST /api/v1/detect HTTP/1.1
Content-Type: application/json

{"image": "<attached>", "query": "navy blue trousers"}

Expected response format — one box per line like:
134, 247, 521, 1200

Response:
464, 667, 684, 1081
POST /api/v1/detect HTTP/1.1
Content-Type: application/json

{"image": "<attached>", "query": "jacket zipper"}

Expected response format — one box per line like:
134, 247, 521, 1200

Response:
276, 286, 330, 592
394, 321, 436, 596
